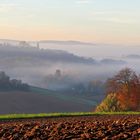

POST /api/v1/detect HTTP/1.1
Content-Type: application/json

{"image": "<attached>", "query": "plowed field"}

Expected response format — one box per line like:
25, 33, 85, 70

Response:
0, 115, 140, 140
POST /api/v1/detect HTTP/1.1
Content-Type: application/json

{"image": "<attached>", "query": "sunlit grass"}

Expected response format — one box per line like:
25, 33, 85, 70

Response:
0, 112, 139, 120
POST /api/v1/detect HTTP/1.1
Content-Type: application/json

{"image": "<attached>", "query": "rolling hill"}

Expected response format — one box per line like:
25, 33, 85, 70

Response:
0, 86, 96, 114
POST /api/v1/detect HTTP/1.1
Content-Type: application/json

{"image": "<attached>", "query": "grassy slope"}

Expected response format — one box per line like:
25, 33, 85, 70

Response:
0, 112, 140, 120
30, 86, 97, 106
0, 86, 94, 114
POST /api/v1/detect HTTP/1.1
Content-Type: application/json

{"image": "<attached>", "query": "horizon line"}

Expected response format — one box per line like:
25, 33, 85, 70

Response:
0, 38, 140, 47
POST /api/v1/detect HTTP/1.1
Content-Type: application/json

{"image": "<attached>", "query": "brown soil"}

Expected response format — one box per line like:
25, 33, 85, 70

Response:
0, 115, 140, 140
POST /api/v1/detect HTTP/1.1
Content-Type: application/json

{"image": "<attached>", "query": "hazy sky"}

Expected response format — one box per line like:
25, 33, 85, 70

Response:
0, 0, 140, 45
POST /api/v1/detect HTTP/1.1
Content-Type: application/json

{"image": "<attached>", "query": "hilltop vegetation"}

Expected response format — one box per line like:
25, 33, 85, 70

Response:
0, 43, 96, 64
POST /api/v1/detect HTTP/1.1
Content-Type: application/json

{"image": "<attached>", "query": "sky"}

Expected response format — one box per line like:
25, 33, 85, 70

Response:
0, 0, 140, 45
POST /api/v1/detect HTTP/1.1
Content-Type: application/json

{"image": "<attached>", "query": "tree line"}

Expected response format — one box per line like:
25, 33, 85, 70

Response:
0, 71, 29, 91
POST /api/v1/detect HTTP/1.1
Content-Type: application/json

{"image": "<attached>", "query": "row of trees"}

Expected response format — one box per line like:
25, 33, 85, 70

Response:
0, 71, 29, 91
96, 68, 140, 111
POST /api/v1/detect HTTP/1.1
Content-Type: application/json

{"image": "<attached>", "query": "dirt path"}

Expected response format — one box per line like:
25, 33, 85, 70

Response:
0, 115, 140, 139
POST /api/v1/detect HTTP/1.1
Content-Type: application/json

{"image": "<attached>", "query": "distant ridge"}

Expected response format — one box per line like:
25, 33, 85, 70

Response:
126, 54, 140, 59
39, 40, 95, 46
0, 39, 95, 46
100, 59, 126, 65
0, 42, 127, 65
0, 39, 19, 42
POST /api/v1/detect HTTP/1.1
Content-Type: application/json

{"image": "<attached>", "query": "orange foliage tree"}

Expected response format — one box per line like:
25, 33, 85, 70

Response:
106, 68, 140, 111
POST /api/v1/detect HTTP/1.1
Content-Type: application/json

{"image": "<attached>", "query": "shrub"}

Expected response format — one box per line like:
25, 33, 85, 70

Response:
95, 93, 123, 112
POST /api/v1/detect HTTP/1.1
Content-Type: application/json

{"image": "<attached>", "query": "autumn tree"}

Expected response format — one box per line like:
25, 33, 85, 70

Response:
95, 93, 121, 112
107, 68, 140, 111
96, 68, 140, 112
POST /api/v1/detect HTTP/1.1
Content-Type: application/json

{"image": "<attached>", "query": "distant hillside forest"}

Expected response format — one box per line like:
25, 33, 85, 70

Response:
0, 71, 29, 91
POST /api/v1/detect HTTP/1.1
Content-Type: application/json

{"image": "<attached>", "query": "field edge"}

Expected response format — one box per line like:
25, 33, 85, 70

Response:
0, 112, 140, 120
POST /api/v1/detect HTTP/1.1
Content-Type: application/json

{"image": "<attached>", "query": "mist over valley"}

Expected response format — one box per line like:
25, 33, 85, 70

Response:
0, 40, 139, 113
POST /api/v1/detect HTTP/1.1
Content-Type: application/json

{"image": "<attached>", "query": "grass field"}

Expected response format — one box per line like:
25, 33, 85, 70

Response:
0, 112, 140, 120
